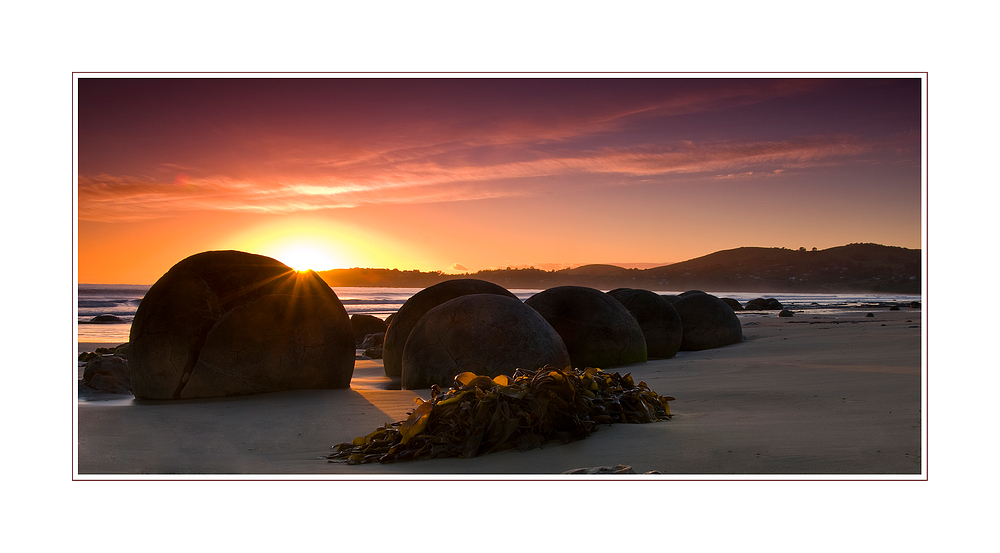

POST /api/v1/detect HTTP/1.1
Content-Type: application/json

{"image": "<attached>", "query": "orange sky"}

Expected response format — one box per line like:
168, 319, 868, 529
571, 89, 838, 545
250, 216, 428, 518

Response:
76, 76, 924, 284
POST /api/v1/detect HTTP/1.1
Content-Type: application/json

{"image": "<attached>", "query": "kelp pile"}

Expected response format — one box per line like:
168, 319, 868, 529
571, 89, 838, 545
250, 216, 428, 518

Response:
327, 366, 673, 464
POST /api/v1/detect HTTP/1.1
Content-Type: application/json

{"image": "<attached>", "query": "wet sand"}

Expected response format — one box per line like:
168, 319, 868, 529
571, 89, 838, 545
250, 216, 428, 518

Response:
76, 308, 923, 478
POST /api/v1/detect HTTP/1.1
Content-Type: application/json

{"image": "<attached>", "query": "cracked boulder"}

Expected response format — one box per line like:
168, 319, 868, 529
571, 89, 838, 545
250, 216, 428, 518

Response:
607, 288, 683, 359
665, 291, 743, 351
524, 286, 647, 370
400, 294, 570, 390
383, 279, 519, 378
128, 250, 355, 400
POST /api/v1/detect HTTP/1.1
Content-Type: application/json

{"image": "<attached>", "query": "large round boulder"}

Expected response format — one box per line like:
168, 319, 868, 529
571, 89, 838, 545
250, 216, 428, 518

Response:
401, 294, 571, 389
128, 250, 355, 400
524, 286, 647, 369
382, 279, 518, 378
350, 314, 388, 345
606, 288, 683, 359
665, 291, 743, 351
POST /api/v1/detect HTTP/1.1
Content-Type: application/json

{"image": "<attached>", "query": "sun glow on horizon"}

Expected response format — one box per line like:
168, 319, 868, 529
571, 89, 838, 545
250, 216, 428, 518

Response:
275, 245, 338, 272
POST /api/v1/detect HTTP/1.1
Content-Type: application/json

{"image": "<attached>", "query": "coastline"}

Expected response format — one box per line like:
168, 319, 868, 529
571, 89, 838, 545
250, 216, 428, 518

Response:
76, 308, 924, 477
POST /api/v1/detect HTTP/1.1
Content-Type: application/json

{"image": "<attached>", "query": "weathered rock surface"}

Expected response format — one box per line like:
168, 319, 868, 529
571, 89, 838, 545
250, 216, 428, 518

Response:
607, 288, 683, 359
665, 291, 743, 351
128, 250, 355, 400
525, 286, 646, 369
400, 294, 570, 389
350, 314, 388, 345
82, 356, 132, 394
778, 309, 794, 317
359, 332, 384, 350
383, 279, 518, 378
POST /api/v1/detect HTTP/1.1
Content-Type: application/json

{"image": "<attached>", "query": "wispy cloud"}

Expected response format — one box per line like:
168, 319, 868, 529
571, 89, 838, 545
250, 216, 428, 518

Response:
78, 133, 889, 222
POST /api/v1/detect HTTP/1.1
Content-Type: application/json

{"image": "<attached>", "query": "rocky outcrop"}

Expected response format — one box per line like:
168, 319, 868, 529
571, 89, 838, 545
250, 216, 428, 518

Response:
401, 294, 571, 389
665, 291, 743, 351
128, 250, 355, 400
607, 288, 683, 359
525, 286, 646, 369
382, 279, 518, 378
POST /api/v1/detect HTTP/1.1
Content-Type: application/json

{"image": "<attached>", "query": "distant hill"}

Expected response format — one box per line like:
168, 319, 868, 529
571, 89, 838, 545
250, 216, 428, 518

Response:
317, 243, 922, 294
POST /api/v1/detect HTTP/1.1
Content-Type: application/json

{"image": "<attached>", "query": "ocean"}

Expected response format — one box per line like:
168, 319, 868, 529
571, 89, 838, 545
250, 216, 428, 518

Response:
77, 284, 922, 346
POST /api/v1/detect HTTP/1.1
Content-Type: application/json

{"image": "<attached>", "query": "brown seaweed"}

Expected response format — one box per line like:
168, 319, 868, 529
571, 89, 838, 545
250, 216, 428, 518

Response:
327, 366, 674, 464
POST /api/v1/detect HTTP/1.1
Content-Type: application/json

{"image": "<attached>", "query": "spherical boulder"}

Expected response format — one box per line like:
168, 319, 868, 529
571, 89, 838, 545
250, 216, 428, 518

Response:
720, 298, 744, 311
607, 288, 683, 359
525, 286, 646, 369
778, 309, 794, 317
128, 250, 355, 400
382, 279, 518, 378
401, 294, 571, 389
746, 297, 783, 310
350, 314, 388, 345
666, 291, 743, 351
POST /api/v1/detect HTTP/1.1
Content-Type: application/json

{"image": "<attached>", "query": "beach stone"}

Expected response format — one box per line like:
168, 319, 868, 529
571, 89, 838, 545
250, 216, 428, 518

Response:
909, 301, 921, 309
359, 332, 384, 350
720, 298, 744, 311
889, 306, 900, 311
746, 297, 783, 310
350, 314, 388, 345
362, 345, 383, 359
128, 250, 355, 400
82, 356, 132, 394
666, 291, 743, 351
778, 309, 794, 317
607, 288, 683, 359
401, 294, 571, 389
383, 279, 518, 378
525, 286, 646, 369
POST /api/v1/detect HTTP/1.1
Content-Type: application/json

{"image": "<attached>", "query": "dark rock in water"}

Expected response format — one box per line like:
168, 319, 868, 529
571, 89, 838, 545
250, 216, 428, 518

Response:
350, 314, 388, 345
866, 313, 875, 317
669, 291, 743, 351
889, 306, 900, 311
401, 294, 571, 389
383, 279, 518, 378
88, 314, 124, 323
778, 309, 794, 317
525, 286, 646, 369
359, 332, 384, 350
83, 356, 131, 394
128, 250, 355, 400
78, 351, 100, 363
910, 301, 921, 309
720, 298, 744, 311
607, 288, 683, 359
746, 297, 783, 310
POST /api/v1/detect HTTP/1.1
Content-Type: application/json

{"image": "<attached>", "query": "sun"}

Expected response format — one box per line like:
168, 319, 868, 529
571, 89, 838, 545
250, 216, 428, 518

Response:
275, 245, 338, 272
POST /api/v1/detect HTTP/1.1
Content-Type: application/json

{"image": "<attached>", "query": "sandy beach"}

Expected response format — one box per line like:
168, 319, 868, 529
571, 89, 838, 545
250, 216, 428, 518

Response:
76, 308, 923, 478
